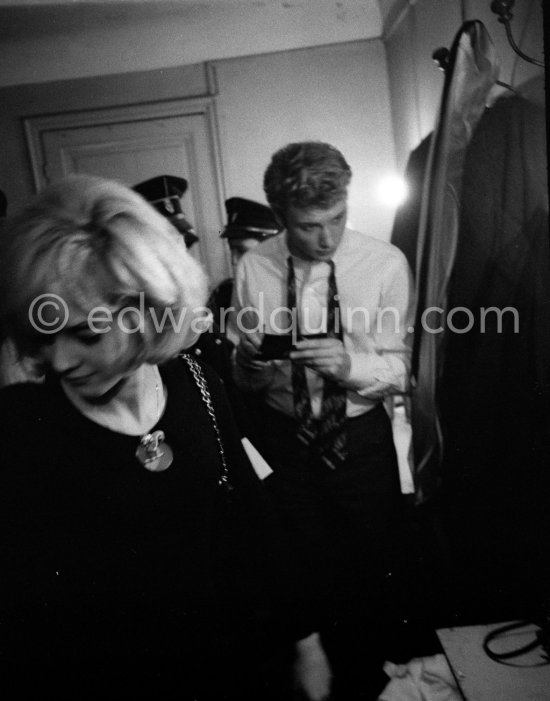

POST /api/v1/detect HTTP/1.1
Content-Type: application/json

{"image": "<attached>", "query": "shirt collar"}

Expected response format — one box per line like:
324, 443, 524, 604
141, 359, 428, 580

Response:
280, 228, 350, 269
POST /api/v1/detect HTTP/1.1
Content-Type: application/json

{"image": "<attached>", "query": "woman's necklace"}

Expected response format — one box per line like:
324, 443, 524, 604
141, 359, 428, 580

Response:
135, 366, 173, 472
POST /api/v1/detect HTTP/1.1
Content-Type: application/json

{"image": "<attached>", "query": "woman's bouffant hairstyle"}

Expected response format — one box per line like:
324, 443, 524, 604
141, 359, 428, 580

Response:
263, 141, 352, 217
0, 174, 208, 369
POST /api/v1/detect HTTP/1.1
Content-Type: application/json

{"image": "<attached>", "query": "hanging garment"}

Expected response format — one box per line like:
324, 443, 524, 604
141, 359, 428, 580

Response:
442, 91, 549, 430
411, 21, 499, 503
437, 88, 550, 620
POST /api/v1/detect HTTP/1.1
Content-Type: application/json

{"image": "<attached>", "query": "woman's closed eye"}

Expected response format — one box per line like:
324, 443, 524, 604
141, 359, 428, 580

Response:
74, 330, 103, 346
67, 322, 105, 345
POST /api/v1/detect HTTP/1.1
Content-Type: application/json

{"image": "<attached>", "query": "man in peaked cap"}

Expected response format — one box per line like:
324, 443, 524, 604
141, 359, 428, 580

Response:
133, 175, 198, 249
221, 196, 281, 267
134, 176, 263, 442
210, 197, 281, 335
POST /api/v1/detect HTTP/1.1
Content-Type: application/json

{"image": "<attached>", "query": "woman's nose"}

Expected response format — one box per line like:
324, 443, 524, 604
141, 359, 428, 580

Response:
46, 335, 80, 374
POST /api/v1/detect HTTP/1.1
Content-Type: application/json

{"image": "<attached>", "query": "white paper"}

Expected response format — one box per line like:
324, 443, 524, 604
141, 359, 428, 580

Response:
241, 437, 274, 480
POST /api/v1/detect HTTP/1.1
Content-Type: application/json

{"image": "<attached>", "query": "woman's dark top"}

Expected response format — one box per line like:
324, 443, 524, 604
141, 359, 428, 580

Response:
0, 356, 275, 698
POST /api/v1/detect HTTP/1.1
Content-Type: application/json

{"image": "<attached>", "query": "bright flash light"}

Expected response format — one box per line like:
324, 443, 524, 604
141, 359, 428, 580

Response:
376, 175, 409, 207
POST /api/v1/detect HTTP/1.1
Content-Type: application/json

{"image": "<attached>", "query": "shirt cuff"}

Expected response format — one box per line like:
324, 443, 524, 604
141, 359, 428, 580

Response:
341, 351, 409, 397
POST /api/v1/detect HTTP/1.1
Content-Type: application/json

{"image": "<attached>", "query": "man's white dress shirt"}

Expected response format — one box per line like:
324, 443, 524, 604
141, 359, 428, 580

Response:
232, 228, 414, 419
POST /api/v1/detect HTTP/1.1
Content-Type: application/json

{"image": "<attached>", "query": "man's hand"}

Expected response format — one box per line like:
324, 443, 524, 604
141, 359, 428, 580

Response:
293, 632, 332, 701
233, 331, 277, 392
290, 338, 350, 383
235, 331, 266, 370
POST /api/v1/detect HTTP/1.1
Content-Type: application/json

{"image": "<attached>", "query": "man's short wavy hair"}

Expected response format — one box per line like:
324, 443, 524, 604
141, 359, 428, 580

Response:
263, 141, 352, 217
0, 174, 208, 371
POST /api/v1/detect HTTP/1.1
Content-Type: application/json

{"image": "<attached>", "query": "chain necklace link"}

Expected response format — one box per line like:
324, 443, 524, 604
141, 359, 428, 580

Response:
181, 354, 231, 490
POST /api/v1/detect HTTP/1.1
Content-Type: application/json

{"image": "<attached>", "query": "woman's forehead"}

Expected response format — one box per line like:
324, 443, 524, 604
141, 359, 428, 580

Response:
46, 276, 113, 315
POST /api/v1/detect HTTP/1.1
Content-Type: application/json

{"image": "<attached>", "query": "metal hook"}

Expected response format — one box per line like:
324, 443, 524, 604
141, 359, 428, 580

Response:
490, 0, 545, 68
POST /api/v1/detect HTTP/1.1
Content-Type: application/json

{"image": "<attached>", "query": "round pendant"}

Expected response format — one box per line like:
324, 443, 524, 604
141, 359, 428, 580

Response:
136, 430, 174, 472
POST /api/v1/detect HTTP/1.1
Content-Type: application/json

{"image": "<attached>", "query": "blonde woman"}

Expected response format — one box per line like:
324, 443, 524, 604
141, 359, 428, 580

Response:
0, 175, 282, 698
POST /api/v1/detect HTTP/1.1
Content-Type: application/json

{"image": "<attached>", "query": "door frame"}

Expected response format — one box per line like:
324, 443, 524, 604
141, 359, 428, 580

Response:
23, 96, 226, 211
23, 96, 230, 281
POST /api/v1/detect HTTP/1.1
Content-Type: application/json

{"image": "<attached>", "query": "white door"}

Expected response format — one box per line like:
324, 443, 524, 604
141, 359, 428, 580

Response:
25, 99, 230, 286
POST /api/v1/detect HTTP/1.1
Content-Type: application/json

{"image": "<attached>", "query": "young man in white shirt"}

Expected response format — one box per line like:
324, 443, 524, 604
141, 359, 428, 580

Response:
233, 141, 414, 700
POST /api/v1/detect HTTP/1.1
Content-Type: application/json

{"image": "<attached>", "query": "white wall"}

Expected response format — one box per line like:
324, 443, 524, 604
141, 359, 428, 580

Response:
214, 41, 399, 240
0, 39, 398, 242
0, 0, 381, 87
0, 1, 402, 242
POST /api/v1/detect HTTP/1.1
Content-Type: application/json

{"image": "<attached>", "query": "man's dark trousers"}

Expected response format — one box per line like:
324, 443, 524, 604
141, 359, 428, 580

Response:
259, 402, 405, 698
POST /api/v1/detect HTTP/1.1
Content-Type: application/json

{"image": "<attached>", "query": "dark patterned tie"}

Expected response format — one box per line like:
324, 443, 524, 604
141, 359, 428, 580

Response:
288, 256, 317, 446
287, 256, 348, 469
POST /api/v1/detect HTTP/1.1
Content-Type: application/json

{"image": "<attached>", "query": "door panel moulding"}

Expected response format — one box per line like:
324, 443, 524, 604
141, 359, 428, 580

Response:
24, 96, 223, 196
24, 95, 230, 282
